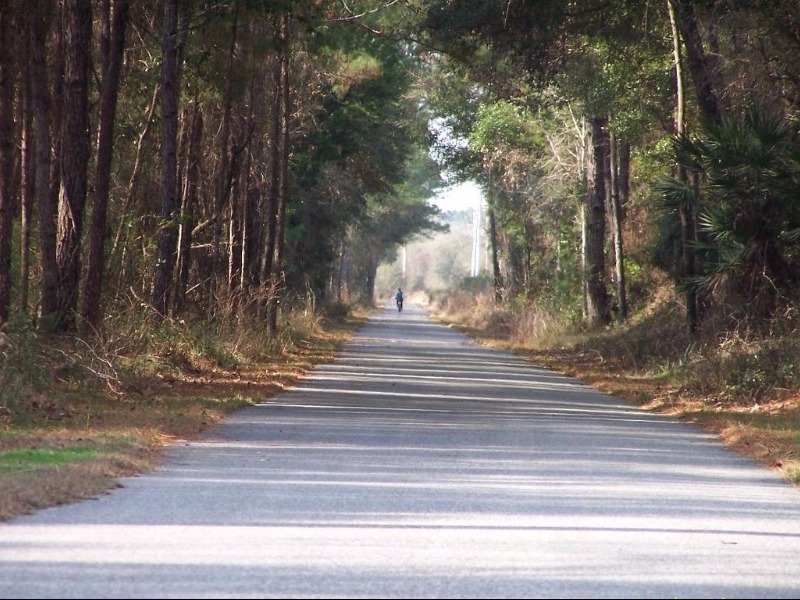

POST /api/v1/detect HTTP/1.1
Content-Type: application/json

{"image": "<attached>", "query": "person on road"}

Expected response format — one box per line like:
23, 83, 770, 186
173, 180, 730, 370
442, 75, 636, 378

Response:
395, 288, 404, 312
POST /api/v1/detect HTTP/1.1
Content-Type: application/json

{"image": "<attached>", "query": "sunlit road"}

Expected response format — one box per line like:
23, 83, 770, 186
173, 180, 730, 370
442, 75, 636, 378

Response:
2, 303, 800, 599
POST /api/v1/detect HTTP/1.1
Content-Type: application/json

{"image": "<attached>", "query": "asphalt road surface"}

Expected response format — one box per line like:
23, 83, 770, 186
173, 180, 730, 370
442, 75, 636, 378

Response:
2, 303, 800, 599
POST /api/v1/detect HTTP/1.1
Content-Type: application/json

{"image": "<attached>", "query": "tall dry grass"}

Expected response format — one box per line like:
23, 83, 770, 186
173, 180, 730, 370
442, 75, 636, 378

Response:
433, 284, 800, 408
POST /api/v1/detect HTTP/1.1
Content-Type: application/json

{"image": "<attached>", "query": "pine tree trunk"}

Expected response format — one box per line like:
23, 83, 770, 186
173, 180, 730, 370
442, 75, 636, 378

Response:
333, 237, 350, 303
242, 30, 264, 294
580, 202, 588, 320
267, 11, 290, 335
609, 130, 627, 322
82, 0, 128, 334
212, 0, 239, 314
29, 0, 58, 327
584, 116, 610, 328
54, 0, 92, 332
227, 177, 241, 296
19, 55, 34, 316
153, 0, 180, 315
259, 45, 282, 315
365, 254, 377, 305
0, 0, 15, 324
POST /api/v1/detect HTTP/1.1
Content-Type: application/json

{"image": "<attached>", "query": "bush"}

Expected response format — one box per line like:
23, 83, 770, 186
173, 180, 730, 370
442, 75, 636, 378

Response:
321, 301, 350, 320
0, 319, 48, 419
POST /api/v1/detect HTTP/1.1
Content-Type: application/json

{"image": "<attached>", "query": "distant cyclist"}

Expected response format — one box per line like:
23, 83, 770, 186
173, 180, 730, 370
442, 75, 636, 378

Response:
395, 288, 404, 312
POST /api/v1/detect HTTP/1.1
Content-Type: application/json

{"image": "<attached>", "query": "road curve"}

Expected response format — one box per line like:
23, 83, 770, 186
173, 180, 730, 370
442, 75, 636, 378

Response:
1, 303, 800, 599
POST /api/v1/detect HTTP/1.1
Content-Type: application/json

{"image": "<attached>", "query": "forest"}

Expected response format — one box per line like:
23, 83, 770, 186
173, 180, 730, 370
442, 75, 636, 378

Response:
3, 1, 800, 515
2, 0, 800, 341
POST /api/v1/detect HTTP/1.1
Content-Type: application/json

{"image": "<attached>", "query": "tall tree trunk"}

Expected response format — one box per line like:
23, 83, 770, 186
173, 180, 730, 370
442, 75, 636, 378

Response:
584, 116, 610, 328
153, 0, 180, 315
82, 0, 128, 334
241, 27, 264, 294
259, 50, 281, 316
211, 0, 239, 315
523, 222, 533, 299
0, 1, 16, 324
19, 46, 34, 317
239, 146, 252, 295
29, 0, 58, 327
668, 0, 699, 335
267, 10, 290, 335
609, 129, 627, 322
618, 141, 630, 208
506, 228, 524, 299
54, 0, 92, 332
261, 13, 283, 321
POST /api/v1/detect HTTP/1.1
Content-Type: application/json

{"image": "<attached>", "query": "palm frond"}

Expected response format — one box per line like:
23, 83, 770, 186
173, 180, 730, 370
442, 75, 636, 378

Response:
653, 177, 698, 211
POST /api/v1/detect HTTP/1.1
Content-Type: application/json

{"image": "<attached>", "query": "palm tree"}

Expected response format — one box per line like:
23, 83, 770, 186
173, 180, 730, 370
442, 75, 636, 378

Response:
656, 106, 800, 320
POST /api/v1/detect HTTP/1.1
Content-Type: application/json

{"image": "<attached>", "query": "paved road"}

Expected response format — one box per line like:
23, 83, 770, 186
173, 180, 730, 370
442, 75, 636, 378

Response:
2, 304, 800, 599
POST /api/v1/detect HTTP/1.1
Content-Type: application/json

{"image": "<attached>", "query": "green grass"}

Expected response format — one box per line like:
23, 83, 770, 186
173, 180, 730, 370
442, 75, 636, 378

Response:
0, 446, 100, 473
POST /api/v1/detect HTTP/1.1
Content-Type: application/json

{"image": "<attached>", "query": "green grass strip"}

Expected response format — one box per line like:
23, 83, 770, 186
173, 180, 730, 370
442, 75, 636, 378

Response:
0, 447, 99, 473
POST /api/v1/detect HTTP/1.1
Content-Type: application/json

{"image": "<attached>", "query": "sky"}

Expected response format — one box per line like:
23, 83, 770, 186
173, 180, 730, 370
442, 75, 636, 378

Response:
429, 180, 483, 213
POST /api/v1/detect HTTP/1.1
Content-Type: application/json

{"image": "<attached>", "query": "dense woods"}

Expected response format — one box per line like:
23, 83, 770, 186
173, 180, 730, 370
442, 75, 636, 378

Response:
410, 0, 800, 336
2, 0, 800, 361
0, 0, 445, 339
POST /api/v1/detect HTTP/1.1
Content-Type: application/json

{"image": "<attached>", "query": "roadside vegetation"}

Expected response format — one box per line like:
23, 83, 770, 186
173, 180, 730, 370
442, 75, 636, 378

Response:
0, 302, 367, 521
